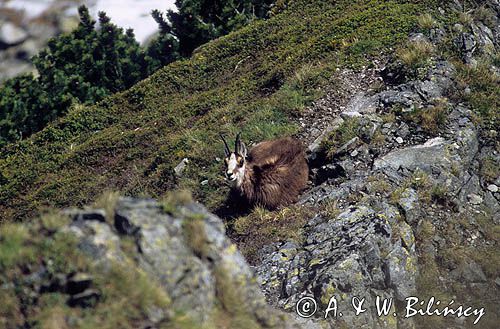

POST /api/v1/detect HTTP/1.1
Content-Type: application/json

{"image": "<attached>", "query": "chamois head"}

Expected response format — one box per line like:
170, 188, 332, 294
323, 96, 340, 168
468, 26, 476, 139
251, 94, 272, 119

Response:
220, 133, 247, 187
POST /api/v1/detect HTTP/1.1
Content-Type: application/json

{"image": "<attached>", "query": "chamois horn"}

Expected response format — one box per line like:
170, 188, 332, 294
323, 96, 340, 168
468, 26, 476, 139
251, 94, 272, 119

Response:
235, 132, 242, 153
220, 133, 231, 156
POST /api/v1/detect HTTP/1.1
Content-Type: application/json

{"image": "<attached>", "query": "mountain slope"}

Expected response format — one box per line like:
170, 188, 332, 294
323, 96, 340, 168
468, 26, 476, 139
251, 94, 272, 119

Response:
0, 0, 436, 221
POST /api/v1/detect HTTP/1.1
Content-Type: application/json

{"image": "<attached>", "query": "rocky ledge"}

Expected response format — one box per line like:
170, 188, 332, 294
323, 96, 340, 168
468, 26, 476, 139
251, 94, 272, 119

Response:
0, 196, 312, 329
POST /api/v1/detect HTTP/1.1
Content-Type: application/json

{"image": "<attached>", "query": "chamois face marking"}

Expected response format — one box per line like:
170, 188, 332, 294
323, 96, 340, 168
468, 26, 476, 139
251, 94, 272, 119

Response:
225, 153, 246, 186
220, 133, 247, 187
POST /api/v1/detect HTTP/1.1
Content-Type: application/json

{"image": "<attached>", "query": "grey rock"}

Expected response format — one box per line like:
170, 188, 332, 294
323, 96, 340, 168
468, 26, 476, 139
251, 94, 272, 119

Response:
0, 22, 28, 45
256, 203, 416, 328
174, 158, 189, 177
487, 184, 498, 193
414, 80, 443, 101
471, 22, 494, 48
66, 273, 93, 295
335, 136, 359, 155
397, 122, 410, 138
395, 137, 404, 144
450, 261, 487, 283
373, 137, 449, 172
340, 110, 362, 118
379, 90, 420, 109
307, 117, 344, 155
68, 289, 100, 308
115, 198, 304, 327
343, 92, 380, 115
397, 188, 420, 225
0, 58, 33, 81
73, 209, 106, 222
385, 246, 416, 301
409, 33, 428, 43
468, 193, 483, 205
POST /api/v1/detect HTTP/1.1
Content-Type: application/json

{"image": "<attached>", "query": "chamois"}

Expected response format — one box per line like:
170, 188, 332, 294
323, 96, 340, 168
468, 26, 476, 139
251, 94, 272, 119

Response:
220, 133, 309, 210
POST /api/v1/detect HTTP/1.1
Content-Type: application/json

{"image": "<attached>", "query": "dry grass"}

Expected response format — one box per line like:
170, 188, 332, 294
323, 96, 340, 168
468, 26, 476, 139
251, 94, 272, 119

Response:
420, 98, 449, 132
92, 191, 120, 224
417, 13, 436, 30
396, 39, 434, 71
233, 205, 312, 264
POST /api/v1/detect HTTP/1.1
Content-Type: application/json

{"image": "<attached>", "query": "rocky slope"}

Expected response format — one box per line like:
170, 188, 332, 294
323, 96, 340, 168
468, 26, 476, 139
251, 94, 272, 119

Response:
251, 2, 499, 328
0, 1, 498, 328
0, 195, 313, 329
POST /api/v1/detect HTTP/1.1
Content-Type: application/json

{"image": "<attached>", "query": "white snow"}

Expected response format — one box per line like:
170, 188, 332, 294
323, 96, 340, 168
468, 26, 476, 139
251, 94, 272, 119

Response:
3, 0, 176, 43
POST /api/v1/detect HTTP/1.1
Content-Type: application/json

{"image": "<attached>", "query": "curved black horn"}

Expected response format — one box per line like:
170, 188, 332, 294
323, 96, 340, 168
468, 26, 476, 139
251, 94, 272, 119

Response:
235, 132, 242, 153
220, 133, 231, 156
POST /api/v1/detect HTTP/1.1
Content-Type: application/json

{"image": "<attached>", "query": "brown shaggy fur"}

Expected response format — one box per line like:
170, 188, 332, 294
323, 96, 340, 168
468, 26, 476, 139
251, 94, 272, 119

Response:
238, 137, 308, 209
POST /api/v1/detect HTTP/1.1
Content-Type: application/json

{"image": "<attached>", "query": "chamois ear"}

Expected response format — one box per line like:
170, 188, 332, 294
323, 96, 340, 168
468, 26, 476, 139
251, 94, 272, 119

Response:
235, 132, 247, 158
240, 141, 248, 158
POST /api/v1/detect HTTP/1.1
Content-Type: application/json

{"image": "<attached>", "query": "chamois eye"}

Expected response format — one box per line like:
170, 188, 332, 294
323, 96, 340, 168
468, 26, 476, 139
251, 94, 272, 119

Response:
238, 158, 244, 166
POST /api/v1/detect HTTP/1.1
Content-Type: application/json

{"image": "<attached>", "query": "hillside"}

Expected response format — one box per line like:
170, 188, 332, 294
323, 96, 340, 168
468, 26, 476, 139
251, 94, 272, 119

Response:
0, 0, 433, 221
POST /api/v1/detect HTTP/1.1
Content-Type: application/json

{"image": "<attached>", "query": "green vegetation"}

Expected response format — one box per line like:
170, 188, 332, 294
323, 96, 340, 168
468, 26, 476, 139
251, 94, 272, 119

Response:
454, 55, 500, 132
396, 38, 435, 77
164, 0, 276, 56
397, 97, 450, 134
0, 1, 276, 147
412, 4, 500, 133
321, 117, 361, 159
417, 13, 436, 32
479, 156, 499, 183
232, 205, 312, 263
0, 213, 176, 329
0, 0, 436, 222
0, 7, 149, 147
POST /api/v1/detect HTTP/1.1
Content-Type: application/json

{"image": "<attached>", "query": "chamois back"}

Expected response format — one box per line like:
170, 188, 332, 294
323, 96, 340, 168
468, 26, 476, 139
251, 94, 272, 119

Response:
240, 137, 308, 209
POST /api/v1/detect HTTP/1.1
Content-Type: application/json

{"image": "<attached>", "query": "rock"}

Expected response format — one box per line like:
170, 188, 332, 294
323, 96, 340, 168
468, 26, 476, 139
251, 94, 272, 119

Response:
174, 158, 189, 177
385, 245, 416, 301
397, 123, 410, 138
15, 39, 39, 60
314, 163, 345, 185
340, 110, 362, 118
66, 273, 93, 295
450, 261, 487, 283
342, 92, 379, 115
307, 117, 344, 165
395, 137, 404, 144
373, 137, 449, 172
487, 184, 498, 193
0, 22, 28, 45
72, 209, 106, 222
468, 193, 483, 205
471, 22, 494, 48
414, 80, 443, 101
397, 188, 420, 225
59, 16, 80, 34
67, 289, 101, 308
256, 203, 416, 328
335, 136, 359, 155
108, 198, 304, 327
379, 90, 420, 109
0, 58, 33, 81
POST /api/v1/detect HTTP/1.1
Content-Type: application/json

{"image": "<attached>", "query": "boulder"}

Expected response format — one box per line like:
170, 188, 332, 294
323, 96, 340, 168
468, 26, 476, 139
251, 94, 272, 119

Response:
0, 22, 28, 46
